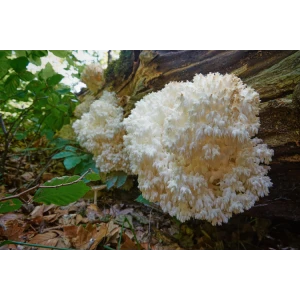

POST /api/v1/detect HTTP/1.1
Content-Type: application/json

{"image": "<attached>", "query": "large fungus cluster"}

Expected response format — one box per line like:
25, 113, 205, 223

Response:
73, 72, 274, 225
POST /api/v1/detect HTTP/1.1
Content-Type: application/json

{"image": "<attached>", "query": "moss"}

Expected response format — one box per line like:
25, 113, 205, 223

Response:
104, 51, 134, 84
104, 60, 117, 83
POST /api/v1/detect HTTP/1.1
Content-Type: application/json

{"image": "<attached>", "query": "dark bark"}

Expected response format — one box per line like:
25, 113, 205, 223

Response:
110, 50, 300, 221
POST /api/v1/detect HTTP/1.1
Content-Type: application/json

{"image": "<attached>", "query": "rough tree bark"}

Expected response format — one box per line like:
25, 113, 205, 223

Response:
102, 50, 300, 221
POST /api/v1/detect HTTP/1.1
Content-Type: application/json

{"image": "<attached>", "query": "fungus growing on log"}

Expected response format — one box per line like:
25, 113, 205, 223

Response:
73, 72, 274, 225
123, 73, 274, 225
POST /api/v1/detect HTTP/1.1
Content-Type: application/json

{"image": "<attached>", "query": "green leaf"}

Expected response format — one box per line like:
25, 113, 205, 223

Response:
74, 158, 98, 175
31, 50, 48, 57
116, 172, 128, 188
57, 87, 71, 95
39, 63, 55, 80
0, 57, 10, 78
26, 80, 46, 93
64, 145, 77, 152
63, 156, 82, 170
0, 50, 11, 59
4, 74, 20, 94
33, 175, 91, 205
0, 198, 23, 213
15, 132, 27, 140
10, 57, 29, 73
52, 151, 75, 159
51, 50, 70, 58
18, 70, 35, 81
48, 93, 60, 106
135, 195, 152, 206
57, 104, 68, 112
106, 176, 118, 190
15, 50, 27, 57
47, 74, 64, 86
28, 54, 41, 66
85, 173, 101, 181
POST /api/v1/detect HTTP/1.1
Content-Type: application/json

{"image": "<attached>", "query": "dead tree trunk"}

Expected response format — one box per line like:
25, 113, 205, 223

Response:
107, 50, 300, 221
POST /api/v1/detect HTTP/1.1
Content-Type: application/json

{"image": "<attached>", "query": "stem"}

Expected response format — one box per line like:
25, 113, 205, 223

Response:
0, 240, 73, 250
0, 168, 92, 202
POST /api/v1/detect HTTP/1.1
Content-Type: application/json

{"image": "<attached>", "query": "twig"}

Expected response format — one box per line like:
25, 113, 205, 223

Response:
0, 240, 73, 250
0, 113, 7, 135
148, 208, 153, 250
0, 169, 92, 202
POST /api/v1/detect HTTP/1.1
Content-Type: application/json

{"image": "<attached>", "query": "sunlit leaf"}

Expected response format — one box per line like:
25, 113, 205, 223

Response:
63, 156, 82, 170
51, 50, 70, 58
34, 175, 91, 205
0, 198, 22, 213
85, 173, 101, 181
39, 62, 55, 80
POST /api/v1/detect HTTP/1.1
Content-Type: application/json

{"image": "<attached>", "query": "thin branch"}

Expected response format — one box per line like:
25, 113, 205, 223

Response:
0, 113, 7, 135
0, 169, 92, 202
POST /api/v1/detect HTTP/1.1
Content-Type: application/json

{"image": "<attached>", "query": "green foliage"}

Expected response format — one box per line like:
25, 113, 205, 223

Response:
135, 194, 151, 206
105, 171, 128, 190
52, 144, 98, 175
0, 198, 23, 213
34, 175, 91, 205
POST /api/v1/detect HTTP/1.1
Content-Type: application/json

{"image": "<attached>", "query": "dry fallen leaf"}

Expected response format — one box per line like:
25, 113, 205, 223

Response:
43, 214, 58, 223
0, 219, 26, 241
86, 204, 104, 222
30, 205, 45, 218
72, 223, 97, 250
89, 223, 109, 250
120, 234, 142, 250
21, 172, 34, 182
29, 232, 59, 249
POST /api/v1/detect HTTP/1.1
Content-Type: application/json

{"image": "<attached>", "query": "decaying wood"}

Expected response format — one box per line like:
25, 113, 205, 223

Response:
109, 51, 300, 221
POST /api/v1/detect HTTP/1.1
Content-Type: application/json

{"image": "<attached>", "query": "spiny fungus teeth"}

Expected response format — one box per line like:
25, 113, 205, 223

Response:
72, 91, 130, 173
80, 63, 105, 94
123, 73, 273, 225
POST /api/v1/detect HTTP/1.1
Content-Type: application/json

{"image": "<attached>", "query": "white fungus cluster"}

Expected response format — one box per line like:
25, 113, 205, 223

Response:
123, 73, 274, 225
72, 91, 130, 173
81, 63, 105, 93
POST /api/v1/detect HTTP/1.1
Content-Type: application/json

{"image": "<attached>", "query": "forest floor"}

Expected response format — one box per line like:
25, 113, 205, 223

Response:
1, 141, 300, 250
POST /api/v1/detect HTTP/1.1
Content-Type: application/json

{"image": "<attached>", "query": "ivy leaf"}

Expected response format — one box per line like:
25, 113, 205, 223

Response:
0, 198, 23, 213
63, 156, 82, 170
51, 50, 70, 58
52, 151, 75, 159
10, 57, 29, 73
33, 175, 91, 205
47, 74, 64, 86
